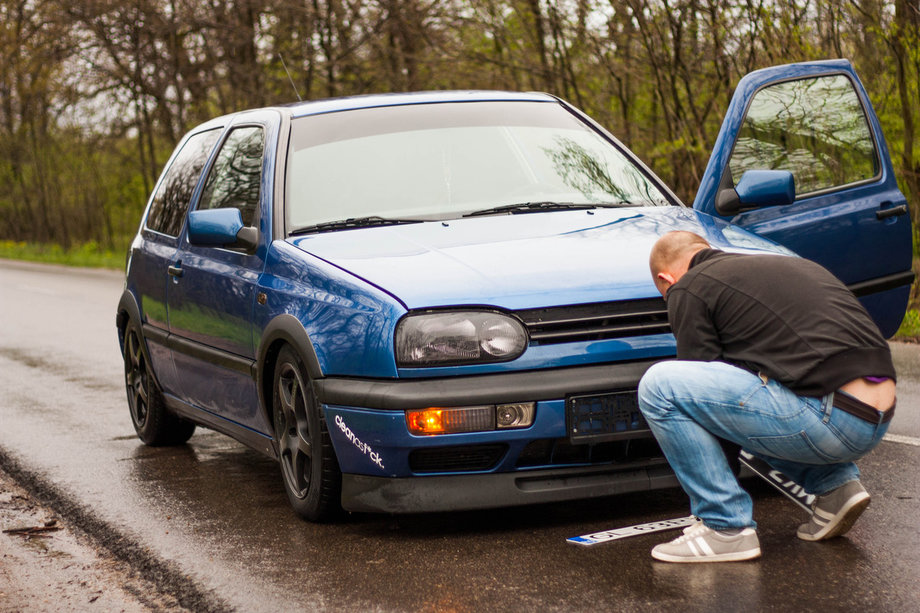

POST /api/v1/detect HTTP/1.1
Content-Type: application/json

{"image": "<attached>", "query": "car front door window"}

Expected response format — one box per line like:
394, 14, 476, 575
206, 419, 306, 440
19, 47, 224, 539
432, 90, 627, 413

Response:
197, 126, 264, 226
728, 74, 879, 197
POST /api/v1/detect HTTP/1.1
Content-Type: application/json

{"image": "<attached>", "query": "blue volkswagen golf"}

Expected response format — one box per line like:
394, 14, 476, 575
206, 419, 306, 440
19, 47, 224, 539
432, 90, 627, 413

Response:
117, 60, 912, 520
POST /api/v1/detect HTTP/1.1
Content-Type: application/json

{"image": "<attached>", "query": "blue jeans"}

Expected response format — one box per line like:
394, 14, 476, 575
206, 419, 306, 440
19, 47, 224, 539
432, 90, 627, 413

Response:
637, 361, 890, 530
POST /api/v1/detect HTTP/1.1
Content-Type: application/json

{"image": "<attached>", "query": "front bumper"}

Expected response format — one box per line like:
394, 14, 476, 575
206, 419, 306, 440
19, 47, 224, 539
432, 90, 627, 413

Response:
317, 358, 674, 513
314, 358, 661, 410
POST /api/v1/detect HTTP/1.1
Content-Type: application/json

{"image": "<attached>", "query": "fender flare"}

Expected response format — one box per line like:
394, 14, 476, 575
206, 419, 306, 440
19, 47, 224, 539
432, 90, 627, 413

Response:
116, 290, 143, 346
115, 289, 146, 359
115, 289, 169, 392
255, 314, 325, 430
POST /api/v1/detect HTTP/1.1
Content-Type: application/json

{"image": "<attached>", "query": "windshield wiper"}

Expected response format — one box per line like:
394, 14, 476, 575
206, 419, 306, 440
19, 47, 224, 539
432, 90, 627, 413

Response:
463, 201, 592, 217
289, 216, 424, 235
463, 201, 634, 217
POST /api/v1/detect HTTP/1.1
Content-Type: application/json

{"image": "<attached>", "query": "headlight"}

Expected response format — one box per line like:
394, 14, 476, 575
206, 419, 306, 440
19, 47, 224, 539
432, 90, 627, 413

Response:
396, 311, 528, 367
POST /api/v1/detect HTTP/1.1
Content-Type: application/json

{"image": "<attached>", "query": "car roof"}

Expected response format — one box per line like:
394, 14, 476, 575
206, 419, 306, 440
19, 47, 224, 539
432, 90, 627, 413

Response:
284, 90, 559, 118
193, 91, 561, 130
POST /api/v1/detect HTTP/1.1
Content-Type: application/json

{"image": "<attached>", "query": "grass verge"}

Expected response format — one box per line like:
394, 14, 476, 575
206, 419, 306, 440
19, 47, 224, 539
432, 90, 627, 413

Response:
895, 308, 920, 341
0, 240, 124, 270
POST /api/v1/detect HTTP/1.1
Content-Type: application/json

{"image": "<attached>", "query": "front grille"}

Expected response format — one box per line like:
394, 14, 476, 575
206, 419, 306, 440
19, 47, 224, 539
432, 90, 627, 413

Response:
516, 436, 663, 468
409, 444, 508, 473
516, 298, 670, 345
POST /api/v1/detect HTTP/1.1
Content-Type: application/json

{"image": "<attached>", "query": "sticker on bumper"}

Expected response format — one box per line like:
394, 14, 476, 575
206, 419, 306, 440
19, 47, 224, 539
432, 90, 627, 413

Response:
334, 414, 385, 470
568, 515, 696, 546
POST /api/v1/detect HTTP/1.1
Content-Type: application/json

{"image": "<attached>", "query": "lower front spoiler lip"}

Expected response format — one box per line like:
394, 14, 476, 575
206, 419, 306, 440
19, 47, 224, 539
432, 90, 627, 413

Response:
340, 460, 678, 514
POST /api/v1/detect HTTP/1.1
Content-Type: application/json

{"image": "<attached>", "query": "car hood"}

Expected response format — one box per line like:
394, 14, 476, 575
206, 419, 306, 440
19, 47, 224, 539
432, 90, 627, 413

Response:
287, 207, 789, 310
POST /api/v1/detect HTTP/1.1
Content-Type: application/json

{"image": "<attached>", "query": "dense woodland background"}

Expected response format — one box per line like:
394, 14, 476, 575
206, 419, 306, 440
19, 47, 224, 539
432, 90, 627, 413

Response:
2, 0, 920, 259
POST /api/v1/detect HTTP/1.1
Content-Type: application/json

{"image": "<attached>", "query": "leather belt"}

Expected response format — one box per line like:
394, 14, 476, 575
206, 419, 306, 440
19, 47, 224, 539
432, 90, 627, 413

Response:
834, 390, 895, 424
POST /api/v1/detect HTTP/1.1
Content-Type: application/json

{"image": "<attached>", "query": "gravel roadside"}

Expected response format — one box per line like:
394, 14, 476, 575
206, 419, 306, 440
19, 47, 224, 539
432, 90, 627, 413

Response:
0, 466, 186, 612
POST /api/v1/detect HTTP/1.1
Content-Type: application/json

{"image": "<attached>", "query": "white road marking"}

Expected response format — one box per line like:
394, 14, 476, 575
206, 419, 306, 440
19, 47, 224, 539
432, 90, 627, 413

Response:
882, 433, 920, 447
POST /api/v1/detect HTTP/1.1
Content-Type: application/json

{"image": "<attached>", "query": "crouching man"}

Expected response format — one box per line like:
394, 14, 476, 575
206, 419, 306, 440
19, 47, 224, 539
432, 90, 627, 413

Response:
638, 231, 896, 563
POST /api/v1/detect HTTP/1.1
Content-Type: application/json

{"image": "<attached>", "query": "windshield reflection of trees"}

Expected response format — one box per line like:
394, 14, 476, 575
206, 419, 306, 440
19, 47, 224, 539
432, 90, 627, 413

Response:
543, 136, 663, 205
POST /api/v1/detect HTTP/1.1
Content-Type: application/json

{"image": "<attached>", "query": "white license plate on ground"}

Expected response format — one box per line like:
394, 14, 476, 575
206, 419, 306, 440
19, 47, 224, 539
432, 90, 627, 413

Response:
567, 515, 696, 546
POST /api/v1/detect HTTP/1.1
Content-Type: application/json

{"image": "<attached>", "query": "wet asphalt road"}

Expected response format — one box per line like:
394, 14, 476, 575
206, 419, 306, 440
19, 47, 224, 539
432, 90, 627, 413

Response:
1, 259, 918, 612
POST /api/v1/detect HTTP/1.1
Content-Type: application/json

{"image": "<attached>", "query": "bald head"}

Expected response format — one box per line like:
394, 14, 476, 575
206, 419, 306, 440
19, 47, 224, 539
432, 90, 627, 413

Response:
649, 231, 710, 297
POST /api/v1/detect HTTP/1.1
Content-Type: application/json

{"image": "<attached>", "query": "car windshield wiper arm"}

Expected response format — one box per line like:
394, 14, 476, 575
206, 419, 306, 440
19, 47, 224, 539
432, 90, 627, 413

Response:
289, 216, 424, 235
463, 201, 633, 217
463, 201, 593, 217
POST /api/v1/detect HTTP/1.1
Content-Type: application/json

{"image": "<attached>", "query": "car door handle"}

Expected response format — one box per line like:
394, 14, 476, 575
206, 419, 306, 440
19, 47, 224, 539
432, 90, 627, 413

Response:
167, 265, 184, 278
877, 204, 908, 220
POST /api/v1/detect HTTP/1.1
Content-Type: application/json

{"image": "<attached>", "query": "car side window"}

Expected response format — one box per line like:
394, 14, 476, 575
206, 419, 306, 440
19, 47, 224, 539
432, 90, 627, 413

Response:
728, 74, 879, 197
197, 126, 264, 227
146, 129, 221, 237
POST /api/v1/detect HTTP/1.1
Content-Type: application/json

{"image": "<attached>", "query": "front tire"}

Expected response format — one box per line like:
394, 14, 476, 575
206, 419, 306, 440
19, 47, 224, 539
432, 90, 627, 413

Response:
123, 321, 195, 446
273, 345, 341, 521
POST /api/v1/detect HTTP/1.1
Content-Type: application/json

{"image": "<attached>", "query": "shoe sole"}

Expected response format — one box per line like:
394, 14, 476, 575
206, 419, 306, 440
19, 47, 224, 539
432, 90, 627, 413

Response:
797, 493, 870, 541
651, 548, 761, 563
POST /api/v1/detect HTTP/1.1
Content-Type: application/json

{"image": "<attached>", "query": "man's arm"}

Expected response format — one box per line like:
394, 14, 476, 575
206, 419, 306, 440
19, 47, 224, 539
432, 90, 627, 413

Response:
667, 288, 722, 361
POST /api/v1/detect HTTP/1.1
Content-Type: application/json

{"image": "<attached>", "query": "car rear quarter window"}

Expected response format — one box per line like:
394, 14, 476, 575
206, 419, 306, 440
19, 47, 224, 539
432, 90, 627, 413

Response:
196, 126, 264, 227
728, 74, 879, 197
145, 129, 222, 237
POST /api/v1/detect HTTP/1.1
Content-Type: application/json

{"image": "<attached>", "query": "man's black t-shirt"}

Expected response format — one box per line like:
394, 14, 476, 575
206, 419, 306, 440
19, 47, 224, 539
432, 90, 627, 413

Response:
666, 249, 895, 397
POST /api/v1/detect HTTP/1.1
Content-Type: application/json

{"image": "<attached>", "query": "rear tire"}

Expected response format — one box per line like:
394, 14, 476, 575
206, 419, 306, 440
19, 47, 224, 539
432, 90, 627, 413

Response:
123, 321, 195, 446
272, 345, 341, 521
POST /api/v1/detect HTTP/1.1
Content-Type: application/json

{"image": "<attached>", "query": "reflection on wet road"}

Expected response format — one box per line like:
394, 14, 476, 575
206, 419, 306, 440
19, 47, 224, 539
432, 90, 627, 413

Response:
1, 260, 918, 611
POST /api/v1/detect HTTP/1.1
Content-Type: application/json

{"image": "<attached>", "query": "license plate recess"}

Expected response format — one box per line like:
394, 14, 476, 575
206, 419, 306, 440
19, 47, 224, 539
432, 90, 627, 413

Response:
567, 390, 650, 444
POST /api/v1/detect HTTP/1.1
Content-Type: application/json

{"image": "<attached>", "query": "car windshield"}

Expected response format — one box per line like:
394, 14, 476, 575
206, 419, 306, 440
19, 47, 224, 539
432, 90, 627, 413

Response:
286, 100, 671, 232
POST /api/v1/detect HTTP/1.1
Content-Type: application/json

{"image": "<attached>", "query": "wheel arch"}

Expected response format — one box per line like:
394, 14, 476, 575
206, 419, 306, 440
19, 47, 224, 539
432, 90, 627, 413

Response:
256, 314, 325, 438
115, 290, 146, 352
116, 289, 168, 393
116, 290, 143, 357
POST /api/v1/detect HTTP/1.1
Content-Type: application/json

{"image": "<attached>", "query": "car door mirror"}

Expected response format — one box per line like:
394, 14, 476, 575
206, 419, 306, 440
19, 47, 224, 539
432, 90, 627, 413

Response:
715, 170, 795, 215
188, 208, 258, 251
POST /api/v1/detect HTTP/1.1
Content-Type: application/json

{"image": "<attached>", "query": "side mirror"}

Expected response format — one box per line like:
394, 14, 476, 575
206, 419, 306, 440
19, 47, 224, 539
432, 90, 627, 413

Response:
715, 170, 795, 215
187, 208, 259, 252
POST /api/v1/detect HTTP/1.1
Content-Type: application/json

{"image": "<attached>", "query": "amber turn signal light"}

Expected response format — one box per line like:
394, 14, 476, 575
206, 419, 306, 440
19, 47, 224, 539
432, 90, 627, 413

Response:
406, 403, 535, 435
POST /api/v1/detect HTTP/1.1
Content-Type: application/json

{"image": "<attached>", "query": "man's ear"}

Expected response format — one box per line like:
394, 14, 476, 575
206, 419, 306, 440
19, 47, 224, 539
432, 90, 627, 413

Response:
654, 271, 676, 298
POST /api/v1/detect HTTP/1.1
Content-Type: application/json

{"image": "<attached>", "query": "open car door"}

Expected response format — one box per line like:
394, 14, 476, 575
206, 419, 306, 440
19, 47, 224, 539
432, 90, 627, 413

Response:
693, 59, 913, 338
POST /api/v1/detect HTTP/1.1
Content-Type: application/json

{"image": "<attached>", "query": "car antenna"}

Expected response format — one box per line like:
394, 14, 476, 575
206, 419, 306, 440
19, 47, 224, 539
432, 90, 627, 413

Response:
278, 53, 303, 102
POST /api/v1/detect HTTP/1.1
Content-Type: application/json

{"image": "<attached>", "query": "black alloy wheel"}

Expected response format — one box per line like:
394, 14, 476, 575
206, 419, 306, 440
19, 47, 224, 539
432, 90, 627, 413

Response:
124, 326, 152, 430
123, 321, 195, 446
273, 345, 341, 521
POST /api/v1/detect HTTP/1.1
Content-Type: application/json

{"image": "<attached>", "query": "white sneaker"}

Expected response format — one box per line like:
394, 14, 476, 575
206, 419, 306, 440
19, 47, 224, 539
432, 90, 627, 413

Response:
797, 480, 870, 541
652, 522, 761, 563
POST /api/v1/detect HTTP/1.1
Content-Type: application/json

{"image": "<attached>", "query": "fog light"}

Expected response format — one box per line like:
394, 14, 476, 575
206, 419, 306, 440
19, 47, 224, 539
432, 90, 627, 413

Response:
496, 402, 535, 429
406, 406, 495, 435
